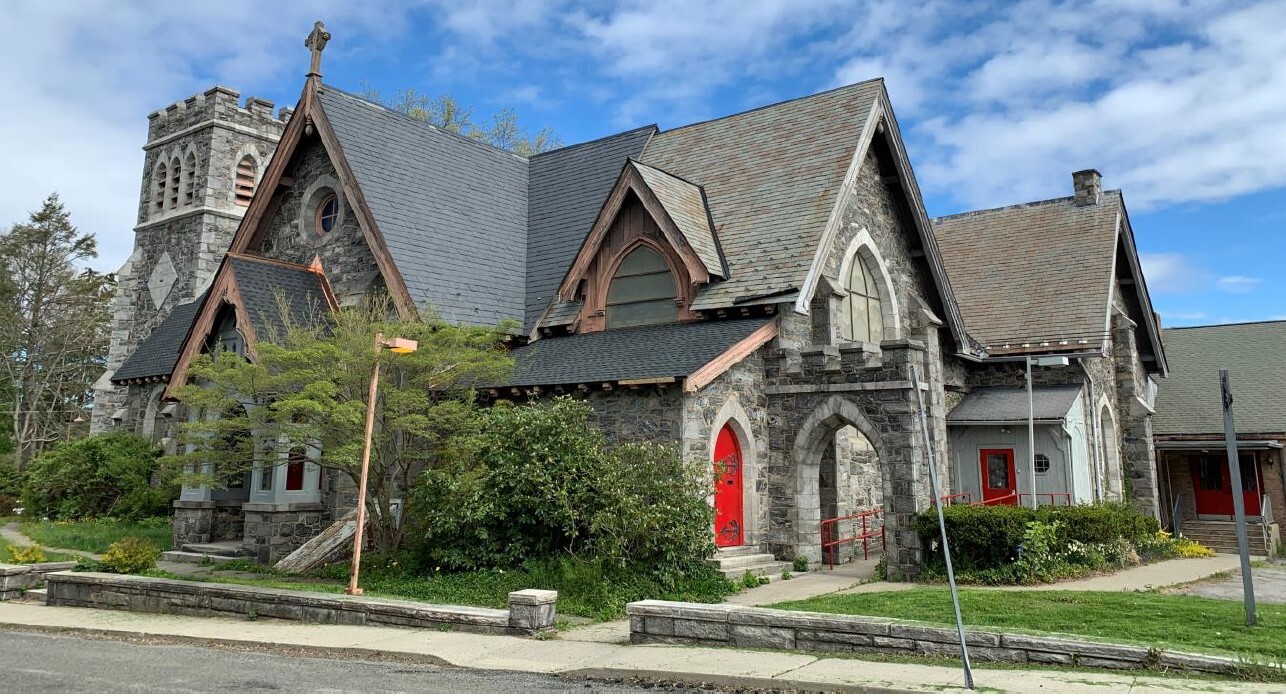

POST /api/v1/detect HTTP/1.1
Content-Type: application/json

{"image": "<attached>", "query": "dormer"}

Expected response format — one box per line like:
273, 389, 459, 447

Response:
547, 159, 726, 334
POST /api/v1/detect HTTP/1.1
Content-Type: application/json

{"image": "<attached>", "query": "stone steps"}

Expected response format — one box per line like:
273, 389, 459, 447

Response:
1179, 522, 1275, 555
160, 550, 247, 564
706, 547, 788, 580
181, 541, 252, 556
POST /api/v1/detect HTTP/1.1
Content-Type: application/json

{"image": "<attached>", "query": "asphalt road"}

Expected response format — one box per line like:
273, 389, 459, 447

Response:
0, 630, 716, 693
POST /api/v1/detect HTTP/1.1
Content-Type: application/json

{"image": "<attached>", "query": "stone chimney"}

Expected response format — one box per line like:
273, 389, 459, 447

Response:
1072, 169, 1102, 206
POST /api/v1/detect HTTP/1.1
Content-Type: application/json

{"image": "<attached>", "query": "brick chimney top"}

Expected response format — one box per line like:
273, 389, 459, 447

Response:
1072, 169, 1102, 206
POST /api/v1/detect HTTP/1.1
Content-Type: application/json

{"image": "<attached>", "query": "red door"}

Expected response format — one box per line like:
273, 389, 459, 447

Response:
1193, 454, 1261, 518
980, 449, 1018, 506
713, 425, 744, 547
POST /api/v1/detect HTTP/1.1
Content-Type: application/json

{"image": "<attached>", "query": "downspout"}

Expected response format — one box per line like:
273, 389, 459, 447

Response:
1082, 360, 1104, 502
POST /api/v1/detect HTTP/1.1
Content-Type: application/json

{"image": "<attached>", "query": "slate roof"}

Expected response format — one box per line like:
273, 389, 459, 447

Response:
931, 193, 1121, 353
1153, 322, 1286, 436
497, 318, 771, 388
525, 127, 655, 331
111, 298, 203, 383
631, 160, 725, 279
226, 256, 332, 343
318, 85, 529, 327
948, 385, 1084, 423
640, 79, 883, 309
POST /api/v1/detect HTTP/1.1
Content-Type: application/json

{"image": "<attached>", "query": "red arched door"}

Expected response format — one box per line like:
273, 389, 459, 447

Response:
714, 424, 744, 547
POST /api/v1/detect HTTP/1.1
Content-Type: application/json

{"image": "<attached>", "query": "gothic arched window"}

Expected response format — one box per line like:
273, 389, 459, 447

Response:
842, 253, 883, 344
234, 155, 257, 207
154, 161, 167, 214
605, 245, 678, 329
183, 152, 197, 206
168, 157, 181, 210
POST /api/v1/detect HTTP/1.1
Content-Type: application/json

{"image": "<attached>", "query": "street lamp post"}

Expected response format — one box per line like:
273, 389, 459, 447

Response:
346, 331, 417, 596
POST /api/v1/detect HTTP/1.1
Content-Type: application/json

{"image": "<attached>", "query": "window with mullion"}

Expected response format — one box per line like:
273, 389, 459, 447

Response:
606, 246, 678, 329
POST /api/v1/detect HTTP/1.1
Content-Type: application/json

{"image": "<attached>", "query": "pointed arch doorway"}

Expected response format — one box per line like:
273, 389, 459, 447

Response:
714, 424, 745, 547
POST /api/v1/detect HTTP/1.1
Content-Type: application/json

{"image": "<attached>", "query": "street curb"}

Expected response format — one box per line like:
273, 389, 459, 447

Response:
562, 667, 919, 694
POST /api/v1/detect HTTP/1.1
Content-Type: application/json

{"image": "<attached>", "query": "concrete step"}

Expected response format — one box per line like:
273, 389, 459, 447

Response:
707, 552, 781, 572
24, 588, 46, 603
711, 545, 761, 559
719, 561, 788, 581
180, 542, 251, 557
160, 550, 246, 564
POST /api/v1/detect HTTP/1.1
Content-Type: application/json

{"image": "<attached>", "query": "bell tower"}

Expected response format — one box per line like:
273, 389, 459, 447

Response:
91, 86, 288, 433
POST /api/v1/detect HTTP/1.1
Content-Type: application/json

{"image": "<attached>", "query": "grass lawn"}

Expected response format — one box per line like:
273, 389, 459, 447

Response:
774, 587, 1286, 662
19, 517, 172, 554
149, 556, 731, 621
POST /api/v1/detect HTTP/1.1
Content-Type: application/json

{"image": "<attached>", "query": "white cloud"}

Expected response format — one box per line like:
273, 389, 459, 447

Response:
1159, 310, 1207, 322
1215, 276, 1263, 293
1139, 252, 1209, 294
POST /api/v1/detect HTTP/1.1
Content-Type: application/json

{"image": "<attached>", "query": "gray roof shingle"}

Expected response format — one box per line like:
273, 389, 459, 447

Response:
931, 193, 1121, 353
948, 385, 1084, 423
227, 256, 331, 343
631, 160, 725, 279
110, 299, 203, 383
498, 317, 770, 388
319, 85, 530, 327
525, 127, 655, 330
640, 80, 882, 309
1154, 322, 1286, 436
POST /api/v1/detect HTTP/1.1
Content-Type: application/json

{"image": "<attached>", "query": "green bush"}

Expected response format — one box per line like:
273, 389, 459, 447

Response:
0, 460, 23, 515
915, 502, 1161, 575
407, 398, 716, 583
100, 536, 160, 574
21, 434, 174, 521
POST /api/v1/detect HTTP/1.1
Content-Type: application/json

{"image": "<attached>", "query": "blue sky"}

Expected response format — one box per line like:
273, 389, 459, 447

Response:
1, 0, 1282, 325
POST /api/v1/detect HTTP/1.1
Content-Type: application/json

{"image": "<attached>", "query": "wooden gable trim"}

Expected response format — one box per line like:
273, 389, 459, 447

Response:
1113, 204, 1168, 375
228, 82, 414, 318
557, 161, 711, 301
309, 95, 416, 318
164, 261, 257, 398
684, 318, 780, 393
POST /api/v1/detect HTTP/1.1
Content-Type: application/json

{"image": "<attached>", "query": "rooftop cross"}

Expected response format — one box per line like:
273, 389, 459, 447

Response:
305, 21, 331, 78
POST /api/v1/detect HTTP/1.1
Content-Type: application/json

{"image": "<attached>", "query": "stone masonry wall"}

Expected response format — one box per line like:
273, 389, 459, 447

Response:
255, 139, 382, 306
242, 504, 327, 564
586, 383, 685, 446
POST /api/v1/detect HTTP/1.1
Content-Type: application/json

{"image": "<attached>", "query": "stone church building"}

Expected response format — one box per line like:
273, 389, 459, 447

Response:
93, 30, 1167, 576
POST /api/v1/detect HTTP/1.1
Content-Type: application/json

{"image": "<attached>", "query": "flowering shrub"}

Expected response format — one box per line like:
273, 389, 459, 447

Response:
6, 545, 46, 564
100, 536, 160, 574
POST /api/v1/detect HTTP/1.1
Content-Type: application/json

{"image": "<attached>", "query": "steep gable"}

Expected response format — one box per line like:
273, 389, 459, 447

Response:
1155, 321, 1286, 436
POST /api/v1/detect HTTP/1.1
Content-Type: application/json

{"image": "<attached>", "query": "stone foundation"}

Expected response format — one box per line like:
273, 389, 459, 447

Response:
242, 503, 327, 564
172, 501, 216, 547
0, 562, 78, 601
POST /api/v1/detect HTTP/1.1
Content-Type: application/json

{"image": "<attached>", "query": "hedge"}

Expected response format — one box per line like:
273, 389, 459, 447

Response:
914, 502, 1159, 572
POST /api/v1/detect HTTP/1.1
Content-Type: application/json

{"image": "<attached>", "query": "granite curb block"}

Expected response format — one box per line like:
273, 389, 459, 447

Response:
45, 572, 556, 635
627, 600, 1255, 676
0, 562, 78, 600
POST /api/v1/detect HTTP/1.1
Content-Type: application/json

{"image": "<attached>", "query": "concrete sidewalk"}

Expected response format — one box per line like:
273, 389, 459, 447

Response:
0, 601, 1281, 693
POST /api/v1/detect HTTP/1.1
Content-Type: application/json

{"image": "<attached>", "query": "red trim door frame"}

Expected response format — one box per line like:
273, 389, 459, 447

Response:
980, 448, 1018, 506
1192, 453, 1261, 518
713, 425, 744, 547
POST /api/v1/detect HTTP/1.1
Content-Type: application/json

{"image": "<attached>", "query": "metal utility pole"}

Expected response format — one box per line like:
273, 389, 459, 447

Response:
911, 365, 974, 689
1220, 369, 1257, 626
1026, 356, 1038, 509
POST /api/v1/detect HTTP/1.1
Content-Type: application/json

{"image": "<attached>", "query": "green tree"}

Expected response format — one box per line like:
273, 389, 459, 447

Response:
359, 84, 561, 157
0, 194, 113, 469
166, 297, 513, 552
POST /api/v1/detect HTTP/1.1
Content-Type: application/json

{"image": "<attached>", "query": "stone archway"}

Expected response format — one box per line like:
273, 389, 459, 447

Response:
710, 397, 760, 547
791, 395, 894, 565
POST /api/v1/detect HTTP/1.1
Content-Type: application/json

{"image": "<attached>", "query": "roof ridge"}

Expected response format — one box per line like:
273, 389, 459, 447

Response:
933, 189, 1123, 223
651, 78, 884, 138
530, 125, 658, 159
1167, 319, 1286, 330
226, 252, 316, 273
628, 157, 704, 190
319, 83, 528, 161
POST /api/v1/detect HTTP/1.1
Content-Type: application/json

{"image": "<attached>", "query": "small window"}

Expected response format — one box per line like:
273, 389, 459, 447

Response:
154, 162, 168, 213
234, 156, 256, 207
1034, 453, 1051, 474
315, 193, 339, 236
258, 464, 274, 491
605, 245, 678, 329
843, 253, 883, 343
286, 448, 306, 491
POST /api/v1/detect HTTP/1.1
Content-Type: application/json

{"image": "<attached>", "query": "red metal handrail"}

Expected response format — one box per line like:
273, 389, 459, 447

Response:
939, 492, 973, 506
820, 508, 885, 570
980, 492, 1020, 507
1019, 492, 1073, 507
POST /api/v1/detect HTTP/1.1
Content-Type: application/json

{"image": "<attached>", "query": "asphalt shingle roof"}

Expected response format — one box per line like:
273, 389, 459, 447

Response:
227, 256, 331, 343
641, 80, 882, 309
1154, 322, 1286, 436
111, 298, 203, 383
931, 193, 1121, 353
319, 86, 530, 327
948, 385, 1084, 423
498, 317, 771, 388
631, 160, 724, 279
525, 127, 655, 331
